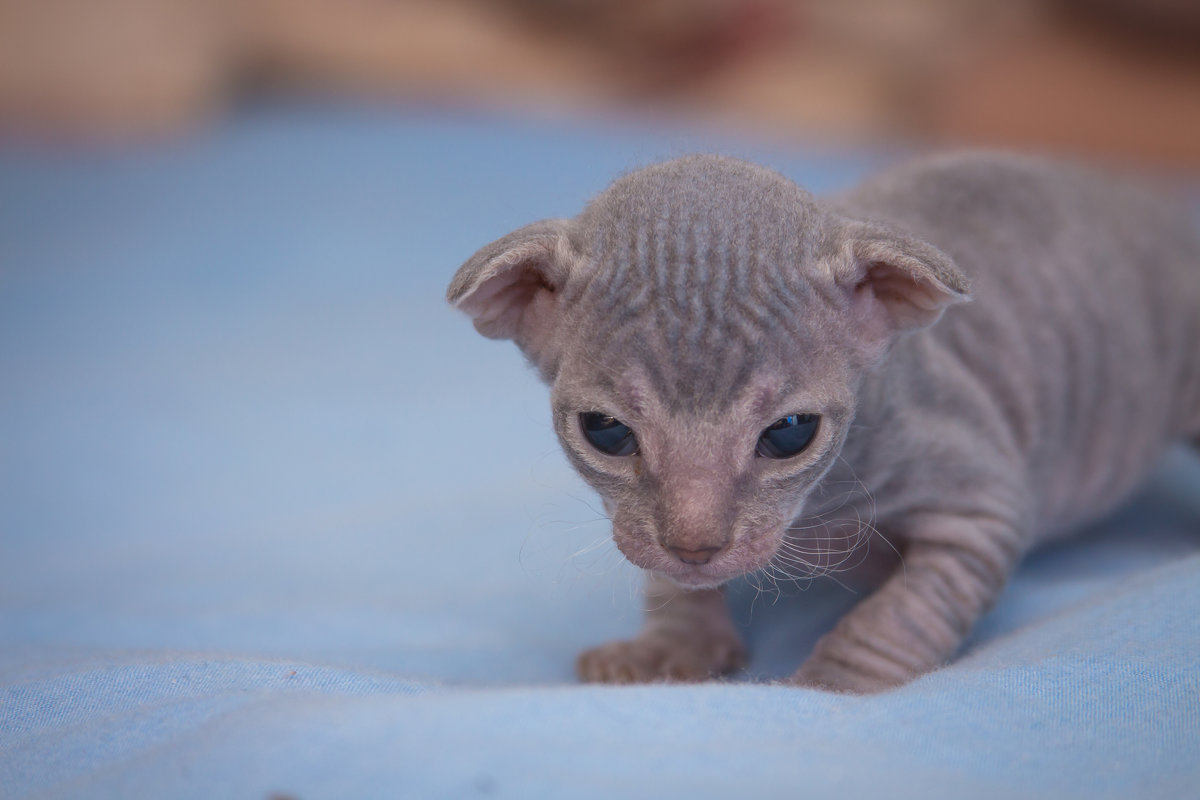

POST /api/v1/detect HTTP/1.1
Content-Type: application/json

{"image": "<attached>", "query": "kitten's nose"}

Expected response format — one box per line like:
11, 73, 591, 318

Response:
668, 545, 723, 566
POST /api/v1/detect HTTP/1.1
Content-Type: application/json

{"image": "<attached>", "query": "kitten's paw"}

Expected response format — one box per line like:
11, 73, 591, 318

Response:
576, 633, 745, 684
788, 655, 905, 694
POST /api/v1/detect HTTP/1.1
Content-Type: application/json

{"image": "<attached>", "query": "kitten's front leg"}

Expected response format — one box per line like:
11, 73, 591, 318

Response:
791, 510, 1022, 693
577, 573, 745, 684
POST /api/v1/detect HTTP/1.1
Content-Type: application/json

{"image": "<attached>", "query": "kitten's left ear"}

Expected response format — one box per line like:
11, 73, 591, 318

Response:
833, 219, 971, 359
446, 219, 578, 345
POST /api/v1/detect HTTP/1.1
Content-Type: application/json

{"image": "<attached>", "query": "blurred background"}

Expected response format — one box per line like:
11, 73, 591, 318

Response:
1, 0, 1198, 166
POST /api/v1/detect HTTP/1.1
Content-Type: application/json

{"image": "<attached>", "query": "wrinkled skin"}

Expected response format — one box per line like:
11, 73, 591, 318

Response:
448, 153, 1200, 692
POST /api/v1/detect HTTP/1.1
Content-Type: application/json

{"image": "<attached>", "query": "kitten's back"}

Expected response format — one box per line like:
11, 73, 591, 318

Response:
837, 153, 1200, 536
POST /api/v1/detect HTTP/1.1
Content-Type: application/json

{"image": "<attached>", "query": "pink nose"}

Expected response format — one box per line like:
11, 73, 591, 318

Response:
668, 545, 723, 566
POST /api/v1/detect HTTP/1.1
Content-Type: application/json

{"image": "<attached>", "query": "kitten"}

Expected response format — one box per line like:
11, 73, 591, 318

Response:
447, 153, 1200, 693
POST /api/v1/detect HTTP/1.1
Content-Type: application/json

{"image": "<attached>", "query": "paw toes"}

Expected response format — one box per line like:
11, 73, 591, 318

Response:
577, 636, 745, 685
791, 657, 905, 694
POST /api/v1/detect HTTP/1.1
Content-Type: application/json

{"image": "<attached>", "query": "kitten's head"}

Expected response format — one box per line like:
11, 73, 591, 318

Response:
448, 156, 967, 587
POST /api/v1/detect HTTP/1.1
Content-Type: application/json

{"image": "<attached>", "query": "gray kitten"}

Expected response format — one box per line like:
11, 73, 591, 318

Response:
447, 153, 1200, 693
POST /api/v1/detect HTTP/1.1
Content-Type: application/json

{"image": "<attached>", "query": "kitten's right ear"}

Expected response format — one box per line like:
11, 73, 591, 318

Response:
446, 219, 577, 343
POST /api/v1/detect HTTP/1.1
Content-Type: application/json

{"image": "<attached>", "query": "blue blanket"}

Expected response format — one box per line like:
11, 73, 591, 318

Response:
2, 107, 1198, 800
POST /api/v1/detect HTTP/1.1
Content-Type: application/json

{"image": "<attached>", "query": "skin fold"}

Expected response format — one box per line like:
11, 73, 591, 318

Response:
447, 153, 1200, 693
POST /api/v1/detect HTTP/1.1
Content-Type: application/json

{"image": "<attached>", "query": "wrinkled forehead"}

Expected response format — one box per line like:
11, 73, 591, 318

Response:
564, 159, 832, 411
555, 328, 844, 424
576, 158, 822, 282
558, 295, 837, 417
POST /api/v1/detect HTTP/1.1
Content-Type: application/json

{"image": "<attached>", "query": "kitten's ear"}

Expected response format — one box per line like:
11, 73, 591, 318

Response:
834, 220, 970, 359
446, 219, 577, 343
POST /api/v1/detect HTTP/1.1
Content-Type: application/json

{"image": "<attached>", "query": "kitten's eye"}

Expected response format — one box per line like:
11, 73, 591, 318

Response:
580, 412, 639, 457
756, 414, 820, 459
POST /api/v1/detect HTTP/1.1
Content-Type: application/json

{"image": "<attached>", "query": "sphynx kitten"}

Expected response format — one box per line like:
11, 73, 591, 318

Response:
447, 153, 1200, 693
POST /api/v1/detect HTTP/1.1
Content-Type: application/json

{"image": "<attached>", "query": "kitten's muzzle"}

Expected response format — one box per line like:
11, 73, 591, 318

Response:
667, 544, 724, 566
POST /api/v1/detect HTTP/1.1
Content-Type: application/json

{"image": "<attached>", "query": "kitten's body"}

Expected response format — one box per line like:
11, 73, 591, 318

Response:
827, 159, 1200, 542
449, 153, 1200, 692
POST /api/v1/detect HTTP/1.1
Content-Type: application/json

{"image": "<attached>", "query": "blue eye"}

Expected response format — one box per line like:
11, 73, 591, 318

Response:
580, 412, 639, 457
756, 414, 819, 459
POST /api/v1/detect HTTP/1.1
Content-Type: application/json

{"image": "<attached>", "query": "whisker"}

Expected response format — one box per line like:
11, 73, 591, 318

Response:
764, 455, 897, 596
568, 533, 619, 560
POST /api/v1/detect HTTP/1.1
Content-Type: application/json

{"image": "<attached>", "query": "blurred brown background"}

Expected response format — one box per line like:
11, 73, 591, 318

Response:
1, 0, 1198, 167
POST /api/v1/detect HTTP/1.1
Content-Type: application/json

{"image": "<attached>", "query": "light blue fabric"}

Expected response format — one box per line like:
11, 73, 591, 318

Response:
1, 106, 1198, 800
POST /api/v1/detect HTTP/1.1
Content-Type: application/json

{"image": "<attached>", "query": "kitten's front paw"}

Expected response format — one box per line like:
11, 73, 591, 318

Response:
789, 654, 905, 694
576, 633, 745, 684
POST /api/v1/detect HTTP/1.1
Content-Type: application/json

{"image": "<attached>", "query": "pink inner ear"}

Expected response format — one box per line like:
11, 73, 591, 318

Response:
459, 260, 557, 340
849, 279, 893, 356
468, 268, 549, 318
856, 262, 952, 333
865, 264, 945, 312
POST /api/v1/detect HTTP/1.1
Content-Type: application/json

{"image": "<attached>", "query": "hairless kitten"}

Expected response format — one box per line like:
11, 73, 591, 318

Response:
447, 153, 1200, 693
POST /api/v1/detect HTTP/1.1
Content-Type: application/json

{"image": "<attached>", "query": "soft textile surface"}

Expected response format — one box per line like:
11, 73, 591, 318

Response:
1, 107, 1198, 800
